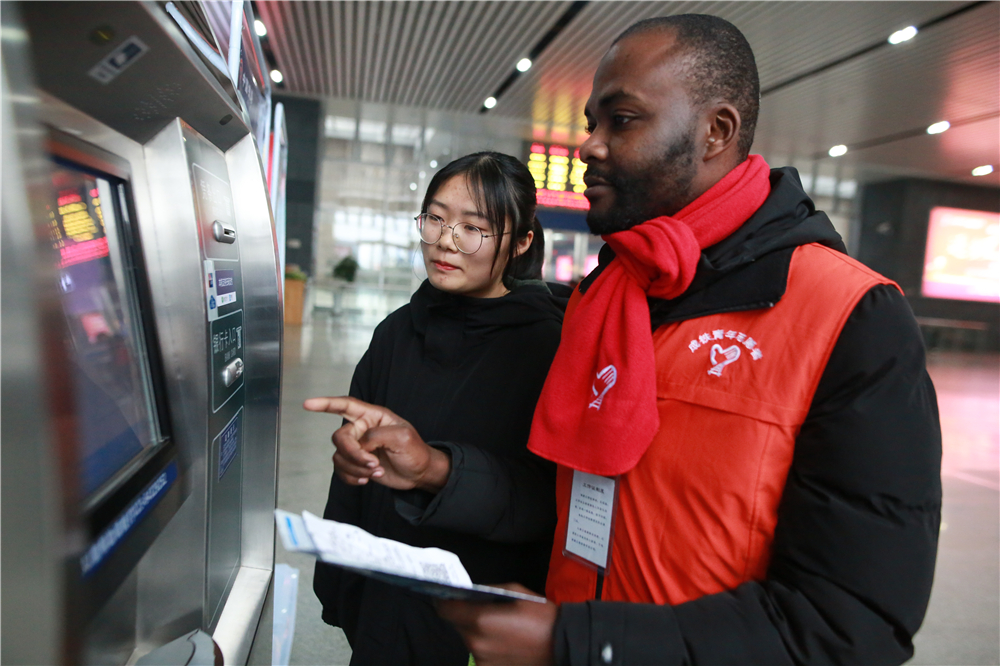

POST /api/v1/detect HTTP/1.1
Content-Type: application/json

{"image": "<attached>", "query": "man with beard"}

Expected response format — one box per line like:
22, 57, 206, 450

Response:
437, 14, 942, 666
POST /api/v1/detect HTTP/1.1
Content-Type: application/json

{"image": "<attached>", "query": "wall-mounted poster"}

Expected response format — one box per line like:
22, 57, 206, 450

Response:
921, 206, 1000, 303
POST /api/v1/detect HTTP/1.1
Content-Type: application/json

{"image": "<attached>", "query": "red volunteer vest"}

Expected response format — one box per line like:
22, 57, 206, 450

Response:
546, 243, 900, 605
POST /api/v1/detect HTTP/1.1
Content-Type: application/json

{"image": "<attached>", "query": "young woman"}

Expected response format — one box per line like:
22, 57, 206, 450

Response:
308, 152, 564, 666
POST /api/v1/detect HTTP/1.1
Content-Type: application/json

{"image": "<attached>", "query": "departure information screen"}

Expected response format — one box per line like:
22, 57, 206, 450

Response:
526, 142, 589, 211
921, 206, 1000, 303
47, 162, 160, 497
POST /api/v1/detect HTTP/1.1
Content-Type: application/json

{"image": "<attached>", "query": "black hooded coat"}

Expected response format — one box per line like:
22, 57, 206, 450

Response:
314, 279, 564, 666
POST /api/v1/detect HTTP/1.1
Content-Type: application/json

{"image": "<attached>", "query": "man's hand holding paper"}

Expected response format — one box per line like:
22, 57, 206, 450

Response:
276, 510, 547, 604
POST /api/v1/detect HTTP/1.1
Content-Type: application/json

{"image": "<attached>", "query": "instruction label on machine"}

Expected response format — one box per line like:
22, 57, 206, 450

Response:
191, 164, 239, 261
211, 310, 243, 412
215, 408, 242, 480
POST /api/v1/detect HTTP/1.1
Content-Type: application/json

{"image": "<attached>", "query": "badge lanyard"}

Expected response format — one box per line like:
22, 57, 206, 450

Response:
564, 470, 619, 591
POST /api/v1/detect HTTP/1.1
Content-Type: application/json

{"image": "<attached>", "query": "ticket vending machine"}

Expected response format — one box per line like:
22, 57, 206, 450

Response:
2, 2, 281, 663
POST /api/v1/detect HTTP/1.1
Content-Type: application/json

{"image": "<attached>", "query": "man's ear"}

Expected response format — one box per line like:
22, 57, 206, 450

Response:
704, 103, 741, 161
514, 229, 534, 257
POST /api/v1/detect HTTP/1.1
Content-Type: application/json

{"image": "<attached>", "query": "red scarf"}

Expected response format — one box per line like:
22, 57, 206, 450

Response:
528, 156, 772, 476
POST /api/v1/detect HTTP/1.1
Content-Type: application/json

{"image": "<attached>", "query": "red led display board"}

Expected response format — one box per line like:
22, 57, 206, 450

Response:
527, 142, 589, 210
49, 184, 111, 268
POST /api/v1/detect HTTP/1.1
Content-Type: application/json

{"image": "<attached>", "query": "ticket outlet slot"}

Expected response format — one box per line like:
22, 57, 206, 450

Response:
213, 221, 237, 244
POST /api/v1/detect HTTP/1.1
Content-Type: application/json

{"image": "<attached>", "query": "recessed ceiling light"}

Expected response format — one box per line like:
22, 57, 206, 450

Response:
419, 171, 426, 179
516, 58, 532, 72
828, 144, 848, 157
483, 97, 497, 109
430, 160, 438, 168
254, 20, 267, 37
972, 165, 994, 176
270, 69, 283, 84
888, 26, 917, 45
409, 182, 418, 191
926, 121, 950, 134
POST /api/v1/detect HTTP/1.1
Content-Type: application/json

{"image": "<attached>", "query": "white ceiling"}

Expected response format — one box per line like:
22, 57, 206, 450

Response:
257, 1, 1000, 187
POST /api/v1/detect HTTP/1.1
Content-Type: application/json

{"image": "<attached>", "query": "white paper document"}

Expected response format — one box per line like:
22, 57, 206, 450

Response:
275, 509, 545, 603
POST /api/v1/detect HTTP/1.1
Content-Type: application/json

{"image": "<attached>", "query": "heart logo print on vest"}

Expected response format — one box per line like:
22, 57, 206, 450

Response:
708, 344, 741, 377
588, 365, 617, 410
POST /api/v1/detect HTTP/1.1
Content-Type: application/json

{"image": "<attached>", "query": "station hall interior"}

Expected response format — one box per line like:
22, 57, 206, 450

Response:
1, 1, 998, 665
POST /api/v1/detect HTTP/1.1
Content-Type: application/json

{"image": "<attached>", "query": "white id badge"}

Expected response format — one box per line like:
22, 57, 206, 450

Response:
564, 471, 618, 570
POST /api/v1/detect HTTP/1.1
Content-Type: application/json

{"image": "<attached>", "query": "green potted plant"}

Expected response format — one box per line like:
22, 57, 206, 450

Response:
332, 255, 359, 283
331, 255, 358, 314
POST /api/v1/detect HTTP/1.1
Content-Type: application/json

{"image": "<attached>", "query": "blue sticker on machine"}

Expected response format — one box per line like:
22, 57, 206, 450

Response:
80, 461, 178, 576
218, 410, 241, 480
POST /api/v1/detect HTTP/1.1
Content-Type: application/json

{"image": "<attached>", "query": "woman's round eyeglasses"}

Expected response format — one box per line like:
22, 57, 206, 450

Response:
415, 213, 507, 255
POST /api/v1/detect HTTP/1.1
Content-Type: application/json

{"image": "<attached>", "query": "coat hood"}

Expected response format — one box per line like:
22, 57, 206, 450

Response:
694, 166, 845, 277
409, 279, 565, 339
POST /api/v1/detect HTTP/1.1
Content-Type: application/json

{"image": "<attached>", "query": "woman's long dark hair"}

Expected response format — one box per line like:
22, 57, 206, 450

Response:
421, 152, 545, 283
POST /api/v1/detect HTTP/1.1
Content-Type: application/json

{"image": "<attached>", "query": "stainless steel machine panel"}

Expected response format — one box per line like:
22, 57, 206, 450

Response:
21, 1, 246, 150
1, 6, 65, 664
3, 2, 283, 663
183, 122, 247, 630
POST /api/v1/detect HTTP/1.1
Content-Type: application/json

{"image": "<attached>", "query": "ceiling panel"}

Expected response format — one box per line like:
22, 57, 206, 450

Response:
851, 117, 1000, 181
257, 1, 576, 107
754, 3, 999, 180
495, 1, 965, 121
256, 1, 1000, 186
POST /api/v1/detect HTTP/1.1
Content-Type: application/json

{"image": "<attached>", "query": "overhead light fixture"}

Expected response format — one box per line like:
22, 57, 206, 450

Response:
409, 182, 418, 191
419, 171, 426, 179
270, 69, 283, 84
926, 120, 950, 134
254, 19, 267, 37
972, 165, 994, 176
888, 26, 917, 45
430, 160, 438, 168
828, 144, 848, 157
516, 58, 532, 72
483, 97, 497, 109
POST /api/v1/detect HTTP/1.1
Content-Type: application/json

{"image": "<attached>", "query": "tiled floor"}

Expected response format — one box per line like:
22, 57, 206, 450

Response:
911, 352, 1000, 666
273, 298, 999, 666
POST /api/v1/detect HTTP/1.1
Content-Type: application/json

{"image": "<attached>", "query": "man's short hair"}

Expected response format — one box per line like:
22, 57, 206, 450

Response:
614, 15, 760, 161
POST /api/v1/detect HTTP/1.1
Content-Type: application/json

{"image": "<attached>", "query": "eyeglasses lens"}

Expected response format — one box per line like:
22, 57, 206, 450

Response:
454, 225, 483, 254
417, 215, 441, 244
417, 215, 484, 254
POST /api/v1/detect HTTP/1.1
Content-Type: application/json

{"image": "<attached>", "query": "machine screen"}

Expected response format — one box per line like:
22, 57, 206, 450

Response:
47, 162, 161, 498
